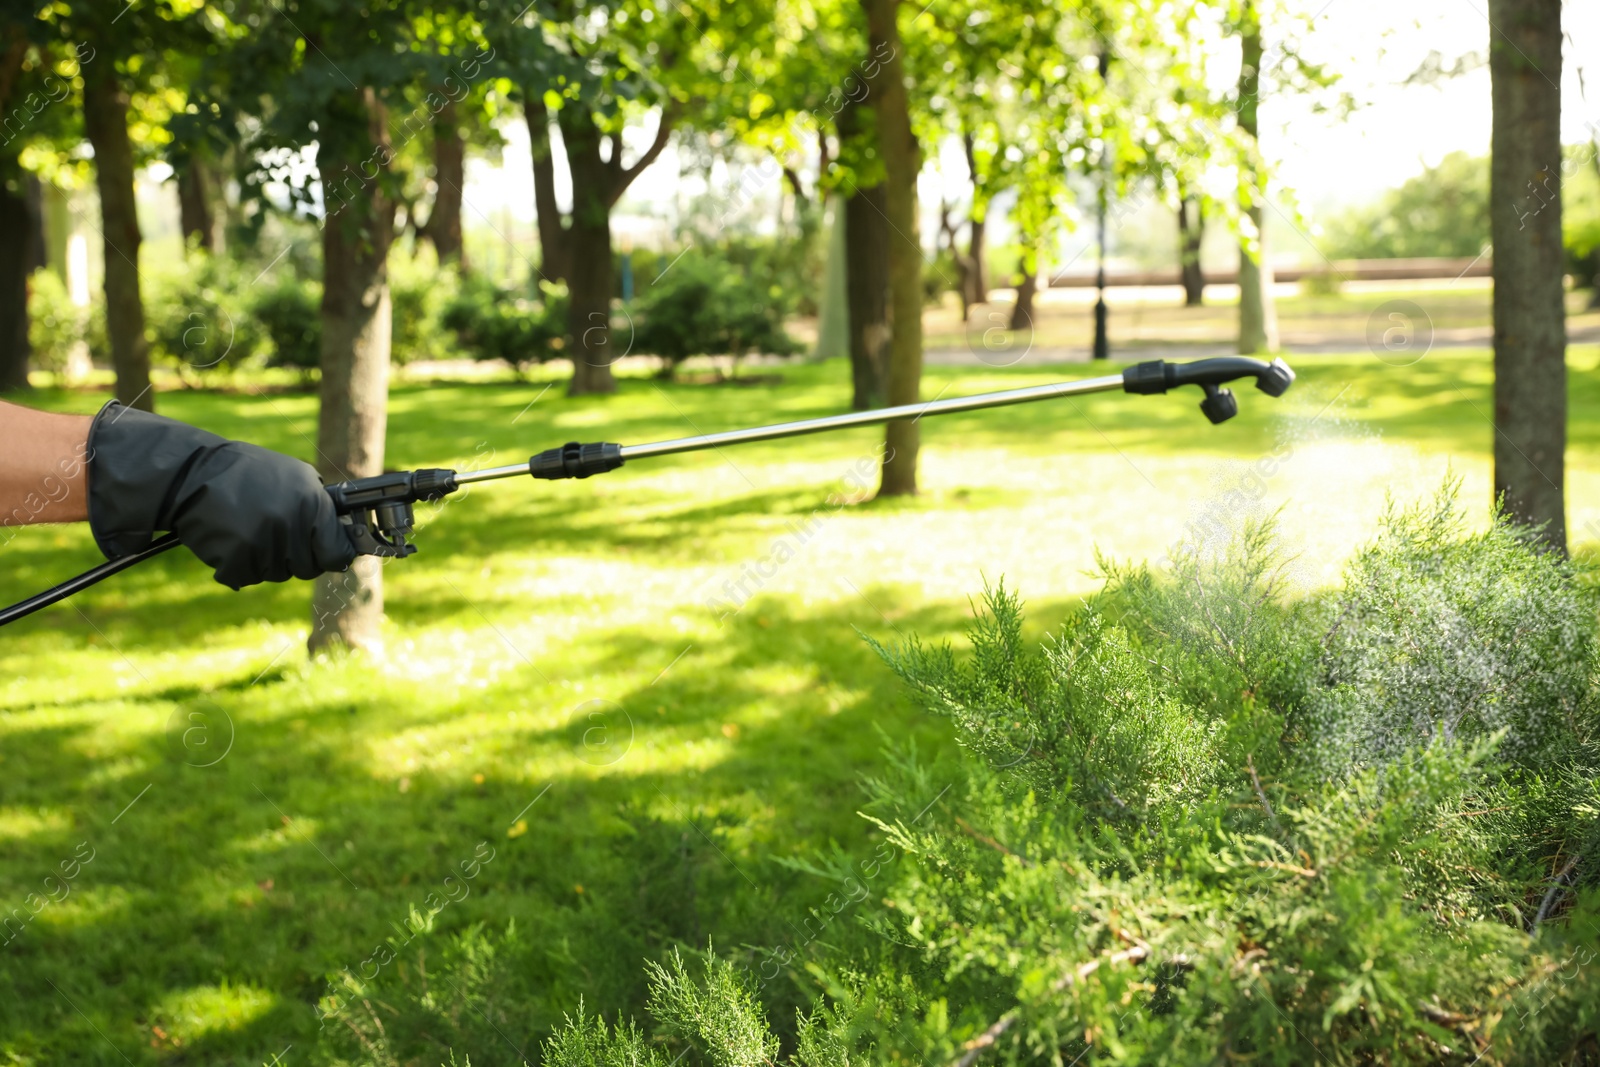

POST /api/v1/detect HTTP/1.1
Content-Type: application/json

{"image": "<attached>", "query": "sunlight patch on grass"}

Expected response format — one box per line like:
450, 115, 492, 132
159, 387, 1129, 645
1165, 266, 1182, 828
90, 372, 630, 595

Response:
152, 982, 278, 1041
32, 884, 136, 935
0, 807, 74, 842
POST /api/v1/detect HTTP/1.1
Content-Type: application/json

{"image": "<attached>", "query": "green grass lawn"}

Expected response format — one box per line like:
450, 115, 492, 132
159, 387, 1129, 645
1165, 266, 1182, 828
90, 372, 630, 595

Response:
2, 347, 1598, 1064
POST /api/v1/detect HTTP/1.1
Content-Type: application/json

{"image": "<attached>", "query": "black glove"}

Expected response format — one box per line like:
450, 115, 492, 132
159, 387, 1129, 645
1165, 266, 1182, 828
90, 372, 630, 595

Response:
87, 401, 359, 590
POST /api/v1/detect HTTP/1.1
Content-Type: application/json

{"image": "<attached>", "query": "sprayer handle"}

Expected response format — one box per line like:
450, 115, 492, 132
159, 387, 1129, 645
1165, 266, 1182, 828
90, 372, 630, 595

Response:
324, 468, 461, 558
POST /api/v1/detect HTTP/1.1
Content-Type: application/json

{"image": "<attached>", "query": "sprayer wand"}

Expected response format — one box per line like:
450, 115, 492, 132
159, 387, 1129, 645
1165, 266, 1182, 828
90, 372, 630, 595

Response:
0, 356, 1294, 626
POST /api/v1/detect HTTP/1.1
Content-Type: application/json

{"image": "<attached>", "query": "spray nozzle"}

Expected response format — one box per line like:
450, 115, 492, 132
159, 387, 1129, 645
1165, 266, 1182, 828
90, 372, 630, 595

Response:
1122, 356, 1294, 423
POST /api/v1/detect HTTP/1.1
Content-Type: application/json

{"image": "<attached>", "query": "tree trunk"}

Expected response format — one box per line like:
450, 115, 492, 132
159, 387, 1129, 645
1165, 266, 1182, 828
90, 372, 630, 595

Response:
0, 41, 32, 391
559, 106, 616, 396
1235, 5, 1278, 355
1237, 207, 1277, 353
310, 88, 396, 654
427, 97, 466, 266
860, 0, 922, 495
1489, 0, 1566, 552
0, 177, 32, 391
961, 130, 988, 311
1178, 195, 1205, 306
177, 158, 219, 254
838, 99, 890, 410
1010, 245, 1037, 331
813, 195, 850, 360
82, 66, 152, 411
967, 214, 987, 307
527, 94, 569, 284
844, 182, 890, 411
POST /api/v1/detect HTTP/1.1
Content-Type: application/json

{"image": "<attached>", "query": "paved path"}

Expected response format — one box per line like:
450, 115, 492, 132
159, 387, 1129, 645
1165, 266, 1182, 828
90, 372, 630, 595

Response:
923, 323, 1600, 366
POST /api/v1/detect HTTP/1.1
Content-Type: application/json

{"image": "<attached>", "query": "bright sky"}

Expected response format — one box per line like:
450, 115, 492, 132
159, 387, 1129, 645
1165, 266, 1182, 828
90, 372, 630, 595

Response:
1275, 0, 1600, 209
460, 2, 1600, 245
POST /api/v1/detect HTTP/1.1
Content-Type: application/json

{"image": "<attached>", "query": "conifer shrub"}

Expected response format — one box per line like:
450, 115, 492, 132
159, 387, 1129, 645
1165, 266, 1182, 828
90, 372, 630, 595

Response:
1302, 494, 1596, 777
319, 490, 1600, 1067
839, 492, 1600, 1064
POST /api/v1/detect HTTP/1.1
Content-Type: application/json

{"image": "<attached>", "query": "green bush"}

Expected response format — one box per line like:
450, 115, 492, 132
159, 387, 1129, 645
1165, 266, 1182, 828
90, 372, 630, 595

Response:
440, 274, 568, 373
841, 493, 1600, 1065
1562, 145, 1600, 296
634, 230, 824, 319
1300, 268, 1342, 296
1569, 222, 1600, 294
317, 489, 1600, 1066
925, 249, 960, 306
25, 270, 86, 375
1301, 494, 1596, 778
25, 271, 106, 377
251, 277, 322, 377
1323, 143, 1600, 276
632, 251, 800, 378
388, 247, 461, 365
146, 256, 266, 381
143, 248, 458, 379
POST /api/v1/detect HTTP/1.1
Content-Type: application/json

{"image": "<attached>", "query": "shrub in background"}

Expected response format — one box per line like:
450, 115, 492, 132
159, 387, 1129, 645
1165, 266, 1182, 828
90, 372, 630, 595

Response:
26, 271, 108, 378
25, 270, 86, 376
1299, 268, 1343, 296
146, 256, 266, 383
251, 276, 322, 380
632, 230, 825, 319
717, 233, 825, 319
441, 274, 568, 375
388, 246, 461, 365
925, 248, 960, 306
1561, 143, 1600, 303
632, 251, 800, 379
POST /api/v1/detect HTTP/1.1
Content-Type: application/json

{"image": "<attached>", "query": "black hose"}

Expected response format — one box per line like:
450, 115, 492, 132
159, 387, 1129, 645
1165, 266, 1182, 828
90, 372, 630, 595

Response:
0, 533, 182, 627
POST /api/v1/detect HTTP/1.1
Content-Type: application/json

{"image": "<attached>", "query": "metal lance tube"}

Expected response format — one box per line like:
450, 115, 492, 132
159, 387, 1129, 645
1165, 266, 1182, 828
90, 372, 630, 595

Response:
454, 373, 1127, 484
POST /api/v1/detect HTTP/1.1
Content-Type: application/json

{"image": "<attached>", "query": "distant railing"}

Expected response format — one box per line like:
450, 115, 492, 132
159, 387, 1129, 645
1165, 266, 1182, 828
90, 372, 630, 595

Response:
1047, 255, 1491, 288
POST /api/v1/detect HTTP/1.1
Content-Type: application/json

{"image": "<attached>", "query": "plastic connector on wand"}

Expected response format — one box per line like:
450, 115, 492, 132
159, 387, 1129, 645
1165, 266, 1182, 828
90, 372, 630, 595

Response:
529, 442, 625, 480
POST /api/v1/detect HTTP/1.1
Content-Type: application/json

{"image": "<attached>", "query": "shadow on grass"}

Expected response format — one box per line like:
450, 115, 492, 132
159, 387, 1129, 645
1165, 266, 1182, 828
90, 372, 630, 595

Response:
0, 477, 1001, 651
0, 582, 1084, 1066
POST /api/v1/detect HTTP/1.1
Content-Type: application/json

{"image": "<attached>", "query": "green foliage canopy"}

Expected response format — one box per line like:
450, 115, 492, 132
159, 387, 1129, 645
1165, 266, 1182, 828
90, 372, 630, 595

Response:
1321, 151, 1490, 260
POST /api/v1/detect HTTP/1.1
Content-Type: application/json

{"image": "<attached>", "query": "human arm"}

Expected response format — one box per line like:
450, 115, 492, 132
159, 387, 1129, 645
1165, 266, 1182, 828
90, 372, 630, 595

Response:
2, 398, 358, 589
0, 399, 93, 525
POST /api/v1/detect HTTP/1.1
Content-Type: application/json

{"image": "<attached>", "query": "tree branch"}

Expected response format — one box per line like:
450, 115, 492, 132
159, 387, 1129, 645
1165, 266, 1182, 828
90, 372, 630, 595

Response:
604, 132, 624, 176
782, 164, 808, 203
1530, 851, 1582, 930
953, 816, 1034, 867
951, 942, 1152, 1067
1246, 754, 1281, 833
609, 102, 679, 207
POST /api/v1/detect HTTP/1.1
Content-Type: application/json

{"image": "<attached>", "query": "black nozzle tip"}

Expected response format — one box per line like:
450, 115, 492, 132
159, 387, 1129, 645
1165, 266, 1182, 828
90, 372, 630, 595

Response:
1255, 357, 1295, 398
1200, 387, 1238, 425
